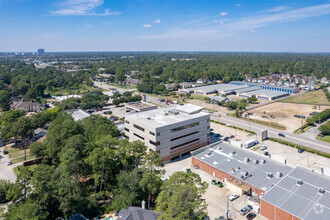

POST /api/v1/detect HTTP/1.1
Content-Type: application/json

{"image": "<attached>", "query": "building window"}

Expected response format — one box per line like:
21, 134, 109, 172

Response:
171, 122, 199, 132
170, 131, 199, 141
149, 131, 155, 136
133, 124, 145, 132
170, 138, 199, 150
149, 140, 160, 146
133, 133, 144, 140
125, 128, 129, 132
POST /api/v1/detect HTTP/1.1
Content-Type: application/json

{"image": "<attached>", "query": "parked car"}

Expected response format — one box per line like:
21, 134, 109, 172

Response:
210, 128, 214, 131
186, 168, 191, 173
230, 135, 235, 139
264, 152, 270, 156
260, 145, 267, 151
223, 137, 229, 141
228, 193, 239, 201
211, 179, 217, 185
125, 109, 131, 112
240, 207, 249, 215
278, 133, 285, 137
210, 132, 214, 135
298, 148, 304, 153
217, 181, 223, 188
215, 133, 220, 137
246, 212, 256, 220
6, 161, 12, 166
160, 99, 165, 102
247, 205, 253, 210
3, 150, 8, 155
104, 111, 112, 114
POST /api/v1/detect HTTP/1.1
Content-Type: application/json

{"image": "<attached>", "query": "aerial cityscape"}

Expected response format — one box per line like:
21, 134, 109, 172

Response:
0, 0, 330, 220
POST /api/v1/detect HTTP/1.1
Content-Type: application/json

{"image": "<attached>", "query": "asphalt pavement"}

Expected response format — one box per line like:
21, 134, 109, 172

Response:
211, 115, 330, 154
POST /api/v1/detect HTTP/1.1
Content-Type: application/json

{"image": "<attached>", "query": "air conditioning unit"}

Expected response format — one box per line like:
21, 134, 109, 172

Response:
297, 179, 303, 185
318, 188, 325, 195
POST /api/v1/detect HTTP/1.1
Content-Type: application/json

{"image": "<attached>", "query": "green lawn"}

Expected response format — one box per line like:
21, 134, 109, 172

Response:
8, 148, 34, 164
12, 155, 35, 164
281, 90, 330, 106
46, 84, 96, 96
316, 135, 330, 143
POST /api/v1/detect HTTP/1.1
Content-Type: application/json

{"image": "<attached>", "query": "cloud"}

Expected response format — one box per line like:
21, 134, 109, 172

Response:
84, 24, 92, 28
236, 4, 241, 7
154, 19, 161, 23
220, 12, 228, 16
226, 3, 330, 31
266, 6, 290, 13
50, 0, 122, 16
102, 21, 114, 25
143, 24, 152, 28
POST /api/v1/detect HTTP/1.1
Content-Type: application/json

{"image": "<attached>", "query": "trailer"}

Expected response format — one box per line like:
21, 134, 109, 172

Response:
244, 139, 258, 149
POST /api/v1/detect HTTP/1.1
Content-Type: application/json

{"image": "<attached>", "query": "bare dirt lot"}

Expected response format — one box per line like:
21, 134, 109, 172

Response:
246, 102, 330, 132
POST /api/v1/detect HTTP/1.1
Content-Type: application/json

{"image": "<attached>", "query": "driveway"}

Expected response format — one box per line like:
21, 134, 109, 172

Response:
0, 148, 17, 182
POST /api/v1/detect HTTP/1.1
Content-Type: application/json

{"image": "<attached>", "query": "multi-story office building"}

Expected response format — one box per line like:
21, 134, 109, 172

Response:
37, 48, 45, 56
124, 104, 210, 162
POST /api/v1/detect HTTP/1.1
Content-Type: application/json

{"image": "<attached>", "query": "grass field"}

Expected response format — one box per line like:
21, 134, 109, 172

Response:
316, 135, 330, 143
46, 84, 97, 96
228, 114, 286, 130
8, 148, 34, 164
281, 90, 330, 105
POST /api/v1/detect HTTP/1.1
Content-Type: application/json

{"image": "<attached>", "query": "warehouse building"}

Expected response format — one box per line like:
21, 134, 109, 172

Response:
192, 142, 293, 198
125, 104, 210, 162
261, 166, 330, 220
179, 84, 248, 95
229, 81, 299, 93
237, 90, 290, 100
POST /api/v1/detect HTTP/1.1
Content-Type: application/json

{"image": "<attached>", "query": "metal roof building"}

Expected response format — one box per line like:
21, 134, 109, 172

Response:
229, 81, 299, 93
179, 84, 248, 95
261, 166, 330, 220
192, 142, 293, 196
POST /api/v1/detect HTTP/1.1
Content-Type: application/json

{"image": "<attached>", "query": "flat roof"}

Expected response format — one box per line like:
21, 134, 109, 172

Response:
66, 109, 91, 121
192, 142, 293, 191
125, 101, 156, 110
125, 104, 209, 129
181, 84, 249, 93
230, 81, 299, 90
245, 89, 289, 98
235, 86, 262, 93
262, 166, 330, 219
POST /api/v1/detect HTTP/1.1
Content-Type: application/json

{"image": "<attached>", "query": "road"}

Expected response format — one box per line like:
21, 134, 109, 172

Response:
0, 149, 19, 182
211, 115, 330, 154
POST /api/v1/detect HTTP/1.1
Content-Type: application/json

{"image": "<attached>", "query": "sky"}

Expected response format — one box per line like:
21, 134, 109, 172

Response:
1, 0, 330, 52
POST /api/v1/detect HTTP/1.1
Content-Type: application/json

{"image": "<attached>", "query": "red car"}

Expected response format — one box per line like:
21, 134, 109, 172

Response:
166, 100, 173, 104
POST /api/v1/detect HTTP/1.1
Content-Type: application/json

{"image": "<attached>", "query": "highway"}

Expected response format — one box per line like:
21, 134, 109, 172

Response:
211, 115, 330, 154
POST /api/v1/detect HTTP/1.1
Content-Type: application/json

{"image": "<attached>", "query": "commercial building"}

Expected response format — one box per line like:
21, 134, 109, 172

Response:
261, 166, 330, 220
192, 142, 293, 198
55, 95, 82, 102
37, 48, 45, 56
125, 101, 157, 112
237, 90, 290, 100
229, 81, 299, 93
179, 84, 248, 95
66, 109, 91, 121
125, 104, 210, 162
10, 99, 41, 112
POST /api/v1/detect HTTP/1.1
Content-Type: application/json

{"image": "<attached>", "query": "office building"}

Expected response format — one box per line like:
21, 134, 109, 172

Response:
37, 48, 45, 56
124, 104, 210, 162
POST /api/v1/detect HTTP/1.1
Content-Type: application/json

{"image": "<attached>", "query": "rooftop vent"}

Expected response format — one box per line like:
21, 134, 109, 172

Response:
244, 157, 250, 163
297, 179, 303, 185
253, 159, 259, 164
147, 117, 151, 120
318, 188, 325, 195
218, 147, 223, 151
231, 168, 236, 173
260, 159, 266, 164
275, 172, 282, 178
229, 151, 236, 156
267, 173, 274, 179
213, 161, 218, 165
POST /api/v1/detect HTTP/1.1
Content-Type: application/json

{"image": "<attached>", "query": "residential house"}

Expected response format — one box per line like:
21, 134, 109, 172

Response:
117, 206, 160, 220
196, 78, 207, 84
321, 77, 328, 84
10, 99, 41, 112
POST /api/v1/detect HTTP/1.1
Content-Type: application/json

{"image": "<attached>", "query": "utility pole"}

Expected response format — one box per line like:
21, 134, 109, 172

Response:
226, 197, 230, 220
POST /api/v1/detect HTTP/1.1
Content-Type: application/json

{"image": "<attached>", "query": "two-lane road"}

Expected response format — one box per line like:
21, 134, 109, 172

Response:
211, 115, 330, 154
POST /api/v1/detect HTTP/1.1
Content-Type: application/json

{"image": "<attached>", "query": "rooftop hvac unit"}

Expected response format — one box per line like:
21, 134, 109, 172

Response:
267, 173, 274, 179
231, 168, 236, 173
253, 159, 259, 164
218, 147, 223, 151
275, 171, 282, 178
260, 159, 266, 164
147, 117, 151, 120
297, 179, 303, 185
244, 157, 250, 163
318, 188, 325, 195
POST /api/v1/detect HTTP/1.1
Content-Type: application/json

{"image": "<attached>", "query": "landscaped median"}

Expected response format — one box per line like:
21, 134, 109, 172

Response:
210, 119, 256, 135
268, 137, 330, 159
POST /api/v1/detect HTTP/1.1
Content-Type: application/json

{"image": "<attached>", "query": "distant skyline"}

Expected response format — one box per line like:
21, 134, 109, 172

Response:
1, 0, 330, 52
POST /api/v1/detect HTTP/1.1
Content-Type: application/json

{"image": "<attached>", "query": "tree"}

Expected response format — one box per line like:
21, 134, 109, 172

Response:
319, 121, 330, 135
156, 172, 208, 220
203, 97, 211, 103
170, 92, 176, 97
238, 99, 247, 111
225, 101, 238, 110
0, 90, 11, 111
186, 93, 191, 99
139, 151, 164, 209
247, 96, 257, 104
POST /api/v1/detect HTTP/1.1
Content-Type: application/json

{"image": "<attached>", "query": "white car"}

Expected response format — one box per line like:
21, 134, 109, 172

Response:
260, 145, 267, 151
228, 193, 239, 201
6, 161, 12, 166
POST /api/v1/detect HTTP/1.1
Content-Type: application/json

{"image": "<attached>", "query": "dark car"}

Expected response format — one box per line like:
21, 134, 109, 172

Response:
217, 181, 223, 188
160, 99, 165, 102
3, 150, 8, 155
264, 152, 270, 156
223, 137, 229, 141
298, 148, 304, 153
247, 205, 253, 210
215, 133, 220, 137
210, 132, 214, 135
186, 168, 191, 173
246, 212, 256, 220
211, 179, 217, 185
104, 111, 112, 114
230, 135, 235, 139
278, 133, 285, 137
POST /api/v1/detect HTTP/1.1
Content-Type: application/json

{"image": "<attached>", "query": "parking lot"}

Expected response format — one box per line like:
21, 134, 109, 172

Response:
0, 146, 17, 182
163, 156, 266, 220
